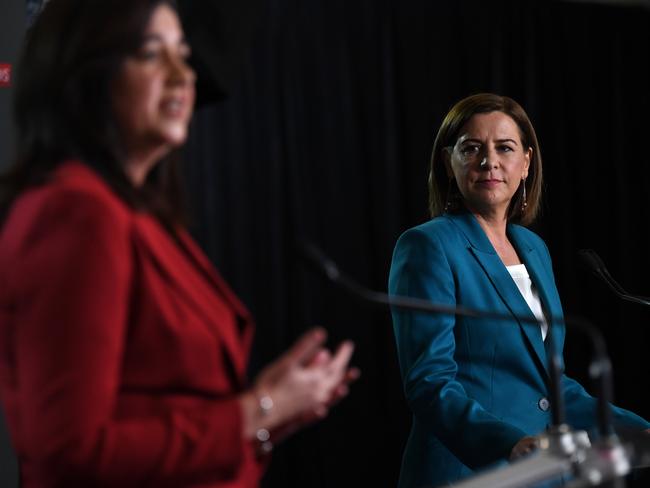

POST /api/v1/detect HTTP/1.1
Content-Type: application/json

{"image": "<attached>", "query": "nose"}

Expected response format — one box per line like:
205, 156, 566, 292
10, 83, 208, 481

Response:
167, 54, 196, 87
480, 147, 500, 169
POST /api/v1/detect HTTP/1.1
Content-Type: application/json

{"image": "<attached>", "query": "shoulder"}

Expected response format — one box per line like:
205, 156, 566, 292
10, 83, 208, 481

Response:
49, 161, 129, 211
1, 161, 133, 254
391, 217, 461, 268
395, 216, 465, 251
389, 218, 457, 293
399, 216, 458, 240
13, 161, 130, 223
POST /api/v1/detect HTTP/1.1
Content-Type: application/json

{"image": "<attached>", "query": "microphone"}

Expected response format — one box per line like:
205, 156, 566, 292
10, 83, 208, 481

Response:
299, 240, 506, 320
298, 239, 630, 487
578, 249, 650, 307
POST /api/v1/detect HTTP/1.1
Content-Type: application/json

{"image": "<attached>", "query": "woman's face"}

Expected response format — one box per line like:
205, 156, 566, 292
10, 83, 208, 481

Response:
111, 3, 195, 173
445, 111, 531, 219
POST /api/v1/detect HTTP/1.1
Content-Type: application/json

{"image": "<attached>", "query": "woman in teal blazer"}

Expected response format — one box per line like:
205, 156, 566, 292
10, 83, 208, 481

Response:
389, 94, 649, 488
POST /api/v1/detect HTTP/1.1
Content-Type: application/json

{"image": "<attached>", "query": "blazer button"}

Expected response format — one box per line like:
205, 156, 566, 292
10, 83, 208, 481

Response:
538, 397, 550, 411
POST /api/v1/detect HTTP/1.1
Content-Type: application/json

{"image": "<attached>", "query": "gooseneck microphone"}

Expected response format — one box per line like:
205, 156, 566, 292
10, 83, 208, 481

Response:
299, 239, 629, 488
300, 240, 520, 321
578, 249, 650, 307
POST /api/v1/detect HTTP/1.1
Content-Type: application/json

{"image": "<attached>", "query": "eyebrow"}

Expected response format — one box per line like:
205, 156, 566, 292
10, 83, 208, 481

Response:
459, 138, 519, 146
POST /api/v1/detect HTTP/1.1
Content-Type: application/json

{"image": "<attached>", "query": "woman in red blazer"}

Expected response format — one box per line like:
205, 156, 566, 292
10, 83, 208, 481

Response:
0, 1, 356, 486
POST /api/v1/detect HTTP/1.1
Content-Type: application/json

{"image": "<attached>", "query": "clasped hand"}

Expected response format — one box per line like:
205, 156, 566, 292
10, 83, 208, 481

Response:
240, 327, 359, 444
510, 436, 540, 461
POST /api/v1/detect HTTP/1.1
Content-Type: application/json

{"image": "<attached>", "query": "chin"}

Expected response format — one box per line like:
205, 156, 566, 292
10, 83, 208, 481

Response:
161, 126, 189, 147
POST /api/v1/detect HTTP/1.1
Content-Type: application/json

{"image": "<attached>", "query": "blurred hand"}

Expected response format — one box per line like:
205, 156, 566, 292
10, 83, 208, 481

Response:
240, 327, 358, 442
269, 352, 360, 444
510, 436, 539, 461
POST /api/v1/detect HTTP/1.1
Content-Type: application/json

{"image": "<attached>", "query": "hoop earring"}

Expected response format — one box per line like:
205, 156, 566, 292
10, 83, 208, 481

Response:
520, 178, 528, 213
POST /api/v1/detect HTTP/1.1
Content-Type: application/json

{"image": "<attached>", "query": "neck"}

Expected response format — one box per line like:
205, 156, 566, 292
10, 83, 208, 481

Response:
122, 144, 170, 186
472, 211, 522, 266
473, 212, 508, 241
466, 201, 509, 235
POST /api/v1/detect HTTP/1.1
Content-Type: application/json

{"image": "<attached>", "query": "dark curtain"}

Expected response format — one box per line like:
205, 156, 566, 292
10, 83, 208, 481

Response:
183, 0, 650, 486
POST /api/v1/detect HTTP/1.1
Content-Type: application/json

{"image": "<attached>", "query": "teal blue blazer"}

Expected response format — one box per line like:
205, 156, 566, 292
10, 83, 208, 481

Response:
389, 212, 649, 488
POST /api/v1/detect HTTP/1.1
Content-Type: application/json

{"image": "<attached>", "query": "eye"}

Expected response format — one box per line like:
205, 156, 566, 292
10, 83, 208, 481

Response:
460, 144, 480, 156
497, 144, 514, 153
134, 41, 162, 61
136, 50, 159, 61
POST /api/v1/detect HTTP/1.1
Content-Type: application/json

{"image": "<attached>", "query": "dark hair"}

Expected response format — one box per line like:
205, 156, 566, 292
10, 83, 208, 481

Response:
428, 93, 543, 226
0, 0, 185, 225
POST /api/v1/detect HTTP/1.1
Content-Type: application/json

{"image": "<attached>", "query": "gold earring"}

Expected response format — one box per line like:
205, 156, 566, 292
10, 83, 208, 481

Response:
520, 178, 528, 213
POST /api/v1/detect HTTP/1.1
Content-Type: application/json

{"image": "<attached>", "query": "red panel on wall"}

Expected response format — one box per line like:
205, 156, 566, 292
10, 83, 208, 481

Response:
0, 64, 11, 88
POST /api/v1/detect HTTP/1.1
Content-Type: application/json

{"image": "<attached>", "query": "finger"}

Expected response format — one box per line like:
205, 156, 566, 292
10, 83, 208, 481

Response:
313, 405, 329, 418
512, 446, 530, 461
283, 327, 328, 367
344, 367, 361, 383
327, 340, 355, 376
327, 383, 349, 404
332, 369, 359, 399
521, 440, 537, 454
331, 384, 349, 402
306, 348, 331, 368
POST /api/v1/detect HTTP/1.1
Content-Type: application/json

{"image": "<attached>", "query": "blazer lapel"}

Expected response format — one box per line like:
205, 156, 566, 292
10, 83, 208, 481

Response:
512, 231, 565, 364
174, 228, 253, 323
176, 228, 255, 359
133, 215, 252, 383
448, 213, 549, 378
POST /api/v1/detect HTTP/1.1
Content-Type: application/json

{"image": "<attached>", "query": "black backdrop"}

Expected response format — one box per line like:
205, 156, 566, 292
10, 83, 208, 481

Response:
0, 0, 648, 487
182, 0, 650, 487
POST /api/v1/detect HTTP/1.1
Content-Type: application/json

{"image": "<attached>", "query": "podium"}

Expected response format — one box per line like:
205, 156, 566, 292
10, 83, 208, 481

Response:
450, 426, 650, 488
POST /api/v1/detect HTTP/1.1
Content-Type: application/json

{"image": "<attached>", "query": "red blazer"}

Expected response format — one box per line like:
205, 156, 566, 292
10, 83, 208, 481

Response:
0, 161, 264, 487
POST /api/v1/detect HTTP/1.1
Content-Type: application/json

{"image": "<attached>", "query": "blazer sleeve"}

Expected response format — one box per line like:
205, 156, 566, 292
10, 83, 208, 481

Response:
563, 375, 650, 433
7, 188, 260, 487
389, 227, 526, 469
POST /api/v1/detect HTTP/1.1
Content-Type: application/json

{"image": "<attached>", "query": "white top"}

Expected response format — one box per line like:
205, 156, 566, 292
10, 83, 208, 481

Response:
506, 264, 548, 341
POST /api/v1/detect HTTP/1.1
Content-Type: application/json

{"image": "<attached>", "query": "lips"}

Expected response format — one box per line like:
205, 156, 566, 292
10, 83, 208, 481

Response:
160, 92, 193, 118
476, 178, 503, 185
161, 98, 185, 116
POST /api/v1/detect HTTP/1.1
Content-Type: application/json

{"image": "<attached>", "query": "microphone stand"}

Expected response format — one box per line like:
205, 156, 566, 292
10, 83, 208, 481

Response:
299, 240, 631, 488
573, 248, 650, 486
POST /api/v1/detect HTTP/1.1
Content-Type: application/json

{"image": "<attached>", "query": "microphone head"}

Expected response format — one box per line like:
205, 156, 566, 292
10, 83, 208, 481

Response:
577, 249, 632, 299
577, 249, 607, 275
296, 239, 342, 282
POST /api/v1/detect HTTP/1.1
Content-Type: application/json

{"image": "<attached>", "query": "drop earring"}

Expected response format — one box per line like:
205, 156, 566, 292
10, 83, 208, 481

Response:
520, 178, 528, 213
444, 178, 455, 212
